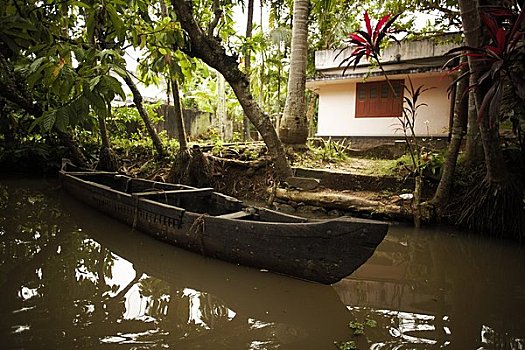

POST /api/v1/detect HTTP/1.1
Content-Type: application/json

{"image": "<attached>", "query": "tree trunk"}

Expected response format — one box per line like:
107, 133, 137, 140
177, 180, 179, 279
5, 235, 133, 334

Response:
98, 114, 110, 149
458, 0, 507, 182
456, 0, 524, 239
243, 0, 254, 141
122, 73, 166, 157
169, 0, 293, 180
463, 78, 484, 167
306, 91, 318, 138
55, 130, 89, 168
278, 0, 309, 146
159, 0, 189, 152
96, 102, 119, 171
431, 61, 469, 214
169, 76, 188, 151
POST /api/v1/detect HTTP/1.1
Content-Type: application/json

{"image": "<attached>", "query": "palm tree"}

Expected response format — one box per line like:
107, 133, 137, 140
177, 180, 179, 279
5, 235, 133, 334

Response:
278, 0, 310, 147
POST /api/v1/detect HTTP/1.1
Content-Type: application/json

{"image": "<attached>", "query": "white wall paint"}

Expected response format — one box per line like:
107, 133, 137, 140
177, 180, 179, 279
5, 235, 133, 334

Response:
316, 72, 452, 137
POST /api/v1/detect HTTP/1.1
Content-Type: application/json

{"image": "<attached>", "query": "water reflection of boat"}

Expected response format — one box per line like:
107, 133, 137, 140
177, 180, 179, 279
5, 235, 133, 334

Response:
62, 195, 354, 349
59, 166, 388, 284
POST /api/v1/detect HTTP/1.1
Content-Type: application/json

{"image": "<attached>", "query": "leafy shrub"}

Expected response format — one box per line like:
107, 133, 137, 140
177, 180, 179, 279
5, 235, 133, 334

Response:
308, 138, 350, 163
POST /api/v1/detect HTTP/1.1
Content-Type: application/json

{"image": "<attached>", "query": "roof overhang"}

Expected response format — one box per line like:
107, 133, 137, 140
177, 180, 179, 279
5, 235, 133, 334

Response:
307, 60, 451, 90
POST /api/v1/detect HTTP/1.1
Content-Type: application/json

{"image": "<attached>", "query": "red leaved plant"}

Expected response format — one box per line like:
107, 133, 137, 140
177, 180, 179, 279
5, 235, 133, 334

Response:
445, 5, 525, 125
337, 11, 400, 74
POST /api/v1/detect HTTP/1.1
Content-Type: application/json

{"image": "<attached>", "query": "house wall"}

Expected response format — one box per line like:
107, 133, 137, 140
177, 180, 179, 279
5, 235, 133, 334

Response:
316, 72, 452, 138
315, 35, 458, 73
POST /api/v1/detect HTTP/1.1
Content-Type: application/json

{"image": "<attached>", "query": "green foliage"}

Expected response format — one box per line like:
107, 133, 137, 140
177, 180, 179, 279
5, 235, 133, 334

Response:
1, 0, 134, 137
348, 317, 377, 335
447, 6, 525, 134
420, 150, 444, 179
364, 318, 378, 328
239, 147, 260, 161
0, 0, 470, 172
348, 321, 366, 335
107, 104, 178, 154
392, 153, 416, 170
334, 317, 378, 350
308, 138, 350, 163
390, 150, 444, 179
334, 340, 357, 350
135, 13, 187, 84
0, 139, 68, 173
208, 128, 226, 157
0, 0, 149, 147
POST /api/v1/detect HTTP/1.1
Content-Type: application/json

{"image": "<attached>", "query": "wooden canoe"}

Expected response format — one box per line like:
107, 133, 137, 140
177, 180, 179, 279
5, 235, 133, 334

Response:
59, 168, 388, 284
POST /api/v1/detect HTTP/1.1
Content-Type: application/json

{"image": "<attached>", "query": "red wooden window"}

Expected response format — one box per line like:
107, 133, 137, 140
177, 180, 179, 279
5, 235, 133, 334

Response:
355, 80, 404, 118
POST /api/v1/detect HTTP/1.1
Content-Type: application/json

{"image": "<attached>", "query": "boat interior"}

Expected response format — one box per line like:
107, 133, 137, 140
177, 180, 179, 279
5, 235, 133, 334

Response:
65, 171, 309, 223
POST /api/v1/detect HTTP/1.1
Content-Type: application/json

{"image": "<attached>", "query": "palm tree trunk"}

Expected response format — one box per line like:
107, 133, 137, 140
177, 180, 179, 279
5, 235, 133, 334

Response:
278, 0, 309, 146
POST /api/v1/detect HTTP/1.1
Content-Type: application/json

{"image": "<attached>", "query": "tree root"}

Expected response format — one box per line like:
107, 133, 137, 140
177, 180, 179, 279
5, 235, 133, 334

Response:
167, 146, 213, 187
456, 178, 525, 241
96, 146, 119, 172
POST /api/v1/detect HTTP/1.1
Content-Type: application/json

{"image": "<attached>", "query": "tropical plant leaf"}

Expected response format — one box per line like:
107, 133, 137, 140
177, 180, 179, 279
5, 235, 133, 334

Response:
375, 15, 391, 40
30, 110, 56, 132
67, 96, 91, 126
54, 106, 70, 132
445, 6, 525, 125
100, 75, 126, 101
106, 3, 125, 41
84, 90, 107, 118
478, 82, 498, 121
89, 76, 101, 91
364, 11, 372, 37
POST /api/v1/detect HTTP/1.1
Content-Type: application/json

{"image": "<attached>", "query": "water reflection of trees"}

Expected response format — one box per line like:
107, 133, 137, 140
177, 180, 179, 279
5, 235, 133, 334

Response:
0, 181, 287, 349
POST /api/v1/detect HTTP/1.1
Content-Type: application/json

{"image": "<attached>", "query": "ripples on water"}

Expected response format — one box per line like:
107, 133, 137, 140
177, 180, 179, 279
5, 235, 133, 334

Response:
0, 178, 524, 349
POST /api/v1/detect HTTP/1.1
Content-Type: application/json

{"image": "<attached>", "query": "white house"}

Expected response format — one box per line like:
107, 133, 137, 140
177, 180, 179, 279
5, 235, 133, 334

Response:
306, 35, 459, 147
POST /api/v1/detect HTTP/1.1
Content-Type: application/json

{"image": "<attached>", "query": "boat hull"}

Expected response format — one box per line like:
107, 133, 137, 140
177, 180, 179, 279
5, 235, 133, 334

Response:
60, 171, 388, 284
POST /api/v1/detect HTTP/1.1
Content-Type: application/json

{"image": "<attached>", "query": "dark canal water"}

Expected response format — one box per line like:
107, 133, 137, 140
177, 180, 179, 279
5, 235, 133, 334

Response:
1, 178, 524, 349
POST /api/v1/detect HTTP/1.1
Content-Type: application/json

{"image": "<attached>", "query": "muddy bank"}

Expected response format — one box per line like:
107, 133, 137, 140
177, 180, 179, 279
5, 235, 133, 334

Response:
201, 157, 416, 221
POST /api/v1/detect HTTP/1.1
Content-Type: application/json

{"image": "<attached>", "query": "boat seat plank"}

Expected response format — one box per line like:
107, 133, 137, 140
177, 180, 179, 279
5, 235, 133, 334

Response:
132, 188, 214, 197
217, 211, 252, 219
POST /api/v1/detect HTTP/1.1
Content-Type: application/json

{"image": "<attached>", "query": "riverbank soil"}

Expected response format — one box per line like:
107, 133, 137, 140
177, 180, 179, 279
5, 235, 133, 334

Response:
117, 146, 422, 221
211, 156, 419, 221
